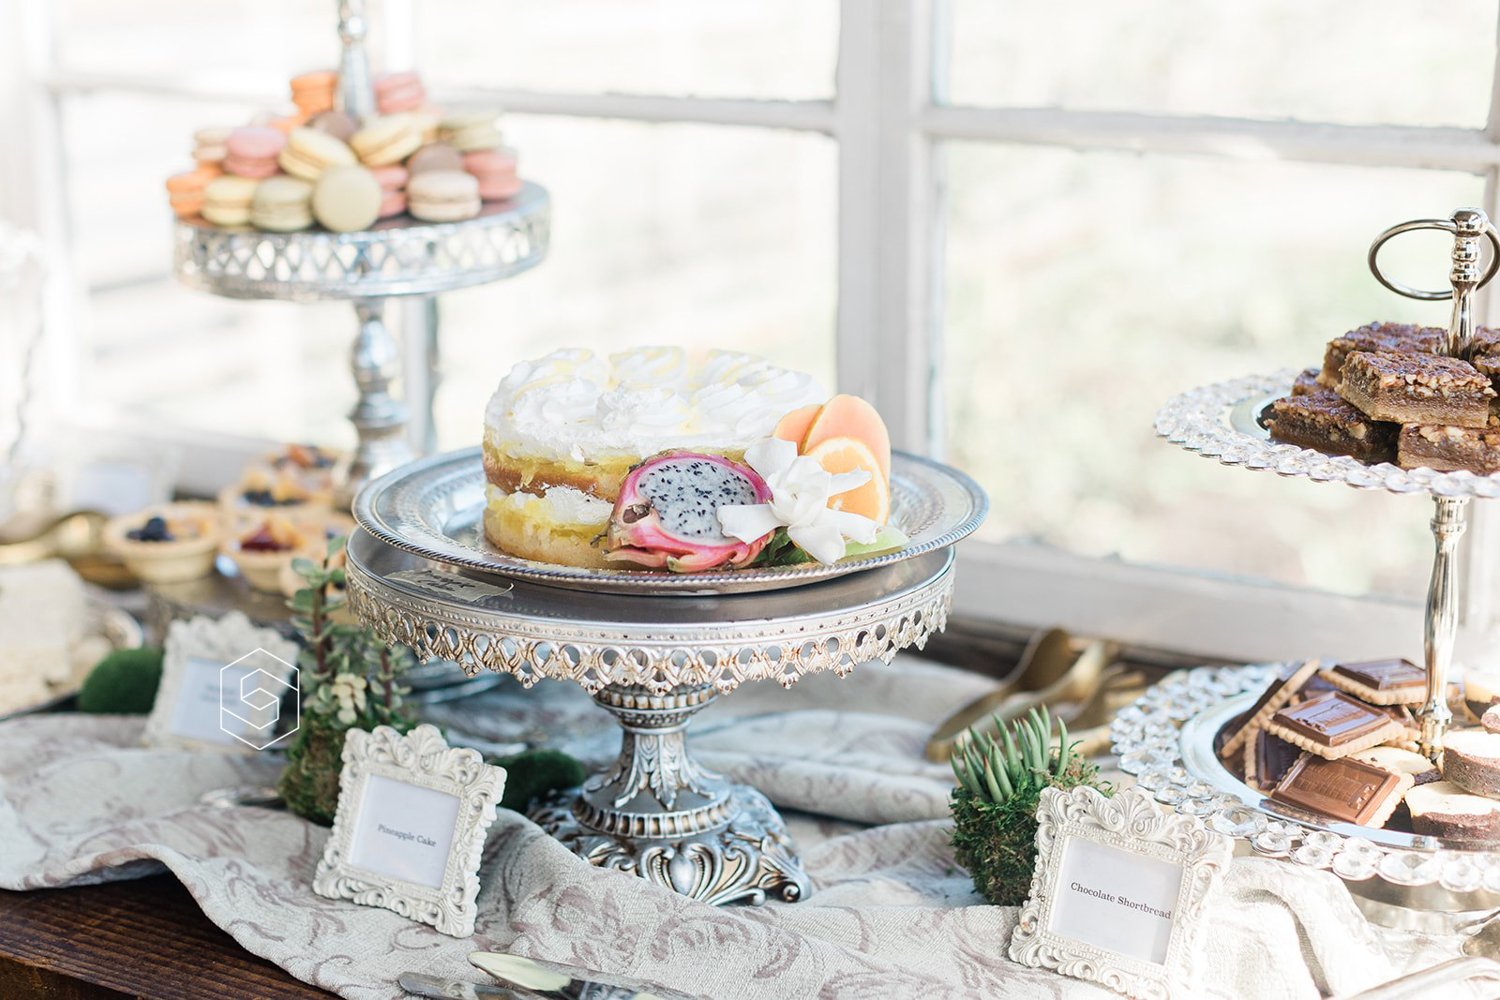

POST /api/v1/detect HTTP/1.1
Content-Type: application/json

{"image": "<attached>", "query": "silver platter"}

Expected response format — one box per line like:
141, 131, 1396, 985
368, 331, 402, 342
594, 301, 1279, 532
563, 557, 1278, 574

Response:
172, 182, 550, 301
352, 447, 987, 596
1114, 665, 1500, 927
344, 527, 955, 694
1156, 370, 1500, 499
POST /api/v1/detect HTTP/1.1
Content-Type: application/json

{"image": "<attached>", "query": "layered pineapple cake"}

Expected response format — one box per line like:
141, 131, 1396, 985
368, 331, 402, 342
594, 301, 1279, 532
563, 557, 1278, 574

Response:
482, 347, 830, 569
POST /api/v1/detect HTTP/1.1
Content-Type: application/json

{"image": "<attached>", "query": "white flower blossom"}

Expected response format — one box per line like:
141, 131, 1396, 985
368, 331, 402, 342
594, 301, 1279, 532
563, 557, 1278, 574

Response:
717, 437, 879, 564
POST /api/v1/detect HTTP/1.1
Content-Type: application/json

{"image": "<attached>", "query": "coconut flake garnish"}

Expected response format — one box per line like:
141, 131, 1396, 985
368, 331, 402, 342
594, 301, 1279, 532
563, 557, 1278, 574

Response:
717, 437, 878, 564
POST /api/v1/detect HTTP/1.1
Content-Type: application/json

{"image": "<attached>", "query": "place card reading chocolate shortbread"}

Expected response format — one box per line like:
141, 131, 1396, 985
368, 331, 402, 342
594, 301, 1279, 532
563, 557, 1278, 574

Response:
1319, 658, 1427, 706
1339, 351, 1495, 428
1218, 660, 1321, 761
1318, 322, 1444, 388
1265, 391, 1397, 463
1270, 752, 1412, 826
1263, 692, 1407, 759
1406, 780, 1500, 839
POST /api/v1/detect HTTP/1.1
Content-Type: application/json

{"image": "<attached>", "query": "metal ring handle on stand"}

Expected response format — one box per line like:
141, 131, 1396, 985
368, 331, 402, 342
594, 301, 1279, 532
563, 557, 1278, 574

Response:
1368, 215, 1500, 301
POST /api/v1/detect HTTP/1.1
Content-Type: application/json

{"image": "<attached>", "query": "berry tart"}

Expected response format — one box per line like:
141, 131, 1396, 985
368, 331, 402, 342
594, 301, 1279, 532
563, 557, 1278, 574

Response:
103, 502, 221, 584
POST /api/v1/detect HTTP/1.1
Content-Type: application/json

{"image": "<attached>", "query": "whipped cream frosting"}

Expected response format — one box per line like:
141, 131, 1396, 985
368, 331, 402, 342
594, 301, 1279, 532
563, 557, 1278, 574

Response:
484, 347, 825, 462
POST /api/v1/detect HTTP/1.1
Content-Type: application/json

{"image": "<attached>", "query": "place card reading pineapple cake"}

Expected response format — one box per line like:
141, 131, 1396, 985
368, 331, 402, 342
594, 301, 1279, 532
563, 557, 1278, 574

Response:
481, 347, 897, 572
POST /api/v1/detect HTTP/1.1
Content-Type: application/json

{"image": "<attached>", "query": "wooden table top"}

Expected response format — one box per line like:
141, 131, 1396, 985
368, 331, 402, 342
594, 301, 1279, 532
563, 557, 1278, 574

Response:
0, 875, 333, 999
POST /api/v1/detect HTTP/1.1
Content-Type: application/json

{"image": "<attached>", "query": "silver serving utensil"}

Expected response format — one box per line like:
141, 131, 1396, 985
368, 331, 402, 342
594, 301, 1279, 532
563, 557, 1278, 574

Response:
469, 951, 699, 1000
1336, 917, 1500, 999
400, 972, 526, 999
198, 785, 285, 809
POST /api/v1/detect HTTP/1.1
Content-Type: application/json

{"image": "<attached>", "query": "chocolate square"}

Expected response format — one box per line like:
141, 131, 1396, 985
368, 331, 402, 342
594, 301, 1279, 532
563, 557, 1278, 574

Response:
1270, 692, 1393, 748
1271, 754, 1406, 825
1331, 659, 1425, 691
1250, 731, 1301, 788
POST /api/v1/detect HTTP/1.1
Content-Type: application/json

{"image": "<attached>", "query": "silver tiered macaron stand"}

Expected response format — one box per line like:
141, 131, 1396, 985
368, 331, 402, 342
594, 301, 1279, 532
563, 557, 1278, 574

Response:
343, 448, 988, 904
1127, 208, 1500, 929
171, 0, 550, 505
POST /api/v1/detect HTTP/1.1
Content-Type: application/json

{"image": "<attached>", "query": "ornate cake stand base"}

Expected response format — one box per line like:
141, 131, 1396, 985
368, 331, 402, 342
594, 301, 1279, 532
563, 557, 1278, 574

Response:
529, 683, 810, 906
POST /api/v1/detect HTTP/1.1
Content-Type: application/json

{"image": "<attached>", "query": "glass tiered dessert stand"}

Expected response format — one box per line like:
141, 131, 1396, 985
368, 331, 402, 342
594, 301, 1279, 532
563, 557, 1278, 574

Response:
1131, 207, 1500, 929
171, 0, 550, 506
344, 448, 988, 905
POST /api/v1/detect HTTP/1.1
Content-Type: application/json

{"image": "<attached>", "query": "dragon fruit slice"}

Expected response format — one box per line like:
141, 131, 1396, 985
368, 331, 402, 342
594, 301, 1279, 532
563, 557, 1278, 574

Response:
605, 451, 774, 572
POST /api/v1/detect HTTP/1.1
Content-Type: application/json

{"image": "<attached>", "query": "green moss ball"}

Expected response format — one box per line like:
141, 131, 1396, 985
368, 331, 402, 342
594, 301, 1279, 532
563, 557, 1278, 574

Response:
495, 748, 586, 813
77, 647, 164, 714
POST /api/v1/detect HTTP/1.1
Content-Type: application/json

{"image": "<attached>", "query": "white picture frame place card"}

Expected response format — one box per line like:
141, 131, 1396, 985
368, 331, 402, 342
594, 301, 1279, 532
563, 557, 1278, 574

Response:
1008, 785, 1232, 1000
143, 611, 299, 753
313, 723, 506, 937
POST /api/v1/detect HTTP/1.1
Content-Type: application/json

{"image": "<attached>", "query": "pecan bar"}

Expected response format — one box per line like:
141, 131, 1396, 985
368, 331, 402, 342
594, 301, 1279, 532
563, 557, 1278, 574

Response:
1291, 367, 1320, 396
1339, 351, 1494, 428
1265, 389, 1397, 463
1397, 420, 1500, 474
1318, 321, 1444, 387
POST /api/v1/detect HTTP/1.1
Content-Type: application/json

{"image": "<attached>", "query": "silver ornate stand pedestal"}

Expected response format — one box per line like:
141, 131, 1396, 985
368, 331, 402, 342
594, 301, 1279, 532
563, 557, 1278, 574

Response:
531, 684, 809, 904
344, 527, 959, 905
170, 0, 551, 504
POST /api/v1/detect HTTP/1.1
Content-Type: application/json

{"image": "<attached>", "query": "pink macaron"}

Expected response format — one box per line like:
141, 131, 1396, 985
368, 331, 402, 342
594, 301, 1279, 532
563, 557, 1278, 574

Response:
462, 148, 521, 200
223, 126, 287, 179
375, 71, 427, 114
370, 164, 409, 219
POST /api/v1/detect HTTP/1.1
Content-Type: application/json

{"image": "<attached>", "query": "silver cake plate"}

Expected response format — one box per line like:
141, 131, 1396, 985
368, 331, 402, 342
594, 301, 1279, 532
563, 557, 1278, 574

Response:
1156, 370, 1500, 499
1114, 665, 1500, 931
173, 183, 550, 301
346, 527, 957, 905
352, 446, 988, 596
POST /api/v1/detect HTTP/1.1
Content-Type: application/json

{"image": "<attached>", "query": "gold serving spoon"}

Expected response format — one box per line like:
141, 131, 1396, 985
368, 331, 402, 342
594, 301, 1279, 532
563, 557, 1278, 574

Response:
925, 629, 1111, 763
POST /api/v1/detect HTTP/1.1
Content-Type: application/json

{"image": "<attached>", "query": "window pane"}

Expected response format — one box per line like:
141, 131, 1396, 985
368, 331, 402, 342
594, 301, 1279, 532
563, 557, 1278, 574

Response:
943, 144, 1486, 599
946, 0, 1497, 128
431, 119, 836, 449
54, 0, 365, 88
61, 92, 355, 444
416, 1, 836, 99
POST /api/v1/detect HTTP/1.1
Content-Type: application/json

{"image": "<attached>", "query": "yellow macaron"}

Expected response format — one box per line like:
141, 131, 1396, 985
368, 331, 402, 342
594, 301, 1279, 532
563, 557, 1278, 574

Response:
278, 127, 357, 181
350, 114, 423, 167
201, 175, 261, 227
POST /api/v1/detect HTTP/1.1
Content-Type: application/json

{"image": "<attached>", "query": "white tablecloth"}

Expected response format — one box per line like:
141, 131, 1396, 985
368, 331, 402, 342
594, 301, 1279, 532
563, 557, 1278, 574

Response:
0, 657, 1484, 999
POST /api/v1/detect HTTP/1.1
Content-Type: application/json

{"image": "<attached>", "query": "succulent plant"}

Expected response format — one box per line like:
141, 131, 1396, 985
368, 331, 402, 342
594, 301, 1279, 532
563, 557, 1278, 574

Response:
949, 706, 1109, 906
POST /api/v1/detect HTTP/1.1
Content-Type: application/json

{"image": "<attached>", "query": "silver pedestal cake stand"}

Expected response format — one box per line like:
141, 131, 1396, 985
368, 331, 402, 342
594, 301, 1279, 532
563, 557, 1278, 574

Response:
343, 448, 986, 905
1139, 207, 1500, 928
170, 0, 551, 504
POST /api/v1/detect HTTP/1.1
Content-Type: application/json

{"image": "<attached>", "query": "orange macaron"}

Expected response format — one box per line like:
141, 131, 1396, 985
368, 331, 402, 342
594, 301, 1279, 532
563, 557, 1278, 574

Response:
165, 167, 218, 219
290, 70, 338, 117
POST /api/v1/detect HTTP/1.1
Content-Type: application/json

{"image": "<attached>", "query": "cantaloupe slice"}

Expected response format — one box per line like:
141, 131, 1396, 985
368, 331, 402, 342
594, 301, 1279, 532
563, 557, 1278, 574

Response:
773, 403, 822, 444
801, 394, 891, 479
805, 436, 891, 524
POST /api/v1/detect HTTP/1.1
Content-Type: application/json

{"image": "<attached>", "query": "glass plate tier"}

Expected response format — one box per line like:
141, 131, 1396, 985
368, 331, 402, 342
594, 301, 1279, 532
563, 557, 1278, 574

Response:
351, 447, 988, 596
1155, 370, 1500, 499
1114, 665, 1500, 924
172, 182, 550, 301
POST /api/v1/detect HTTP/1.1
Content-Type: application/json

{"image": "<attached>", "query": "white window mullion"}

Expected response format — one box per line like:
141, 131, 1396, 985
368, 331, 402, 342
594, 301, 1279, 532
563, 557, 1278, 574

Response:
835, 0, 938, 454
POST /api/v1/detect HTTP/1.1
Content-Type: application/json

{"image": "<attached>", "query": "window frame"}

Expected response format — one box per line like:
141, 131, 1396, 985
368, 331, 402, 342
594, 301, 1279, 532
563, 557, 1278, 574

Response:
10, 0, 1500, 659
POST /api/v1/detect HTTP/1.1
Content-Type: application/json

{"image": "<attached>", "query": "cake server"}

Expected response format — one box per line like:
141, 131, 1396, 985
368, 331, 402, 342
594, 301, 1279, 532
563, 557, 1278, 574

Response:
468, 951, 700, 1000
399, 972, 525, 999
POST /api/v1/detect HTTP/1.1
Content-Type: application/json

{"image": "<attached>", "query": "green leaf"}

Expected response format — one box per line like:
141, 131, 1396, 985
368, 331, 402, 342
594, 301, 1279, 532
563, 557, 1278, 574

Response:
326, 534, 348, 560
